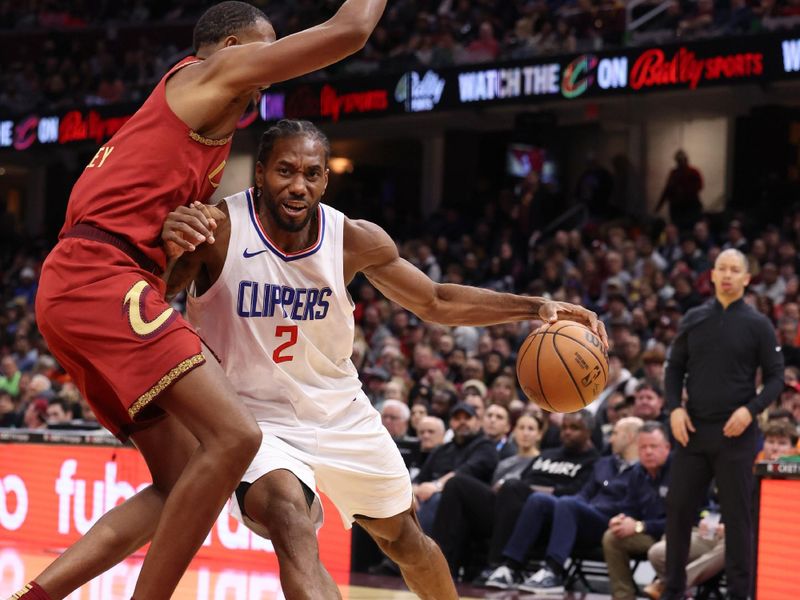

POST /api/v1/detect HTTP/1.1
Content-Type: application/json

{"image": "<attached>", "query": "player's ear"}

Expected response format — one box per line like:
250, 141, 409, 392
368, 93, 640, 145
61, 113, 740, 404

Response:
254, 161, 265, 189
223, 35, 239, 48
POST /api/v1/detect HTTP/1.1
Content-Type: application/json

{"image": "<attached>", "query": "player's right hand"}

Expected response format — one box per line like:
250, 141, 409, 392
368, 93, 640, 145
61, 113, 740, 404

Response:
670, 406, 695, 447
162, 201, 226, 258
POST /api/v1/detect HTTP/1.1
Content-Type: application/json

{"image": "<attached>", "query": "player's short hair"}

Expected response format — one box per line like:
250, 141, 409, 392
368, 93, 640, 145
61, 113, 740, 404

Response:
256, 119, 331, 166
193, 1, 270, 53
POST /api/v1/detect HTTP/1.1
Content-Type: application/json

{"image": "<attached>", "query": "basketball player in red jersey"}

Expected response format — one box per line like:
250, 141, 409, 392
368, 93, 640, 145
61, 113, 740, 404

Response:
16, 3, 387, 600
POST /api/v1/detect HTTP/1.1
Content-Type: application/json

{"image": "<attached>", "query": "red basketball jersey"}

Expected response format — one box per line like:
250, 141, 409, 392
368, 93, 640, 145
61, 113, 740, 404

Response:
62, 56, 232, 272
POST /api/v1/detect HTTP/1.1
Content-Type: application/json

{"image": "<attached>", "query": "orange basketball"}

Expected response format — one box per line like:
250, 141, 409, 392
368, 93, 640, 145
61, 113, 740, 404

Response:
516, 320, 608, 413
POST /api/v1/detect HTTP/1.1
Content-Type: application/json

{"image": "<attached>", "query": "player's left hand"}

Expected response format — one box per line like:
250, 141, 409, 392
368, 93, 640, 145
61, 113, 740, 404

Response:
163, 201, 226, 259
538, 300, 608, 349
722, 406, 753, 437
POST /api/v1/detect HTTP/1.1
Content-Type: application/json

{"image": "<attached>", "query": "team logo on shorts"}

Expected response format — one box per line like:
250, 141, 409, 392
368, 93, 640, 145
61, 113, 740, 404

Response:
123, 280, 177, 338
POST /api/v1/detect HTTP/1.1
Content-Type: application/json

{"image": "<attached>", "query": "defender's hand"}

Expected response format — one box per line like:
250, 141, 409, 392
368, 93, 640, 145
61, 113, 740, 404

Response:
538, 300, 608, 349
163, 202, 225, 258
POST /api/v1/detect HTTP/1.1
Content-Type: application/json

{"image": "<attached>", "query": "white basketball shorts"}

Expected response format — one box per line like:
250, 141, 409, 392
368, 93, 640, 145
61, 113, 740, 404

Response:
229, 392, 413, 532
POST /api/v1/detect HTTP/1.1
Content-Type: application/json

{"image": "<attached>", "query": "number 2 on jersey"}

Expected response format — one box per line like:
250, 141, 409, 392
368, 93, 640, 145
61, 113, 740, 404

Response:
273, 325, 298, 363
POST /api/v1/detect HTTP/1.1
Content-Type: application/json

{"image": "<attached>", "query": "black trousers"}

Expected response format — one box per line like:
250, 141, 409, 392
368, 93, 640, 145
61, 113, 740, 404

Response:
665, 421, 757, 600
488, 479, 537, 565
431, 474, 496, 576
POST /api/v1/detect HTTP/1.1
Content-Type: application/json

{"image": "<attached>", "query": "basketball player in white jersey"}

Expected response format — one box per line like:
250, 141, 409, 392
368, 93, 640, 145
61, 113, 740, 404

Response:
162, 119, 607, 599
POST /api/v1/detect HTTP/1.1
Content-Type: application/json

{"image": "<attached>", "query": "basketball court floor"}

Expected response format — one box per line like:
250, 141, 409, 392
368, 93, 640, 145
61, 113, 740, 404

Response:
0, 543, 616, 599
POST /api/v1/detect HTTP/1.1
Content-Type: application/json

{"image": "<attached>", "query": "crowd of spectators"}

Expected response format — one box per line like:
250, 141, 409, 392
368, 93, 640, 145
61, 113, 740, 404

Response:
3, 0, 800, 115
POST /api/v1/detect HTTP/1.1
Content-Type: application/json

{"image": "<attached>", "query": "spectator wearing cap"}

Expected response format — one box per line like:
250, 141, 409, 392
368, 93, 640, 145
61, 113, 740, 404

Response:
432, 413, 544, 580
483, 404, 515, 459
0, 355, 21, 397
413, 402, 498, 533
462, 378, 488, 401
362, 365, 390, 406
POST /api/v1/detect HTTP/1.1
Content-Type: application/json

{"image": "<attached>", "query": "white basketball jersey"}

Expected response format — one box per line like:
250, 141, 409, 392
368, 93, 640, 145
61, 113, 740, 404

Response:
187, 188, 362, 427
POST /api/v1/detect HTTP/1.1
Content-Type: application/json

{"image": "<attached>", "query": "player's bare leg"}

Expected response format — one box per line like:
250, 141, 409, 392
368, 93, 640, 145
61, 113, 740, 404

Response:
131, 350, 261, 600
32, 415, 198, 598
243, 469, 341, 600
356, 509, 458, 600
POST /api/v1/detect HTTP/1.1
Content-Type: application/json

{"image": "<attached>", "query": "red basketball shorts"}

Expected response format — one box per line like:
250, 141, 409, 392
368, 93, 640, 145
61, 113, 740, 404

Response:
36, 237, 206, 441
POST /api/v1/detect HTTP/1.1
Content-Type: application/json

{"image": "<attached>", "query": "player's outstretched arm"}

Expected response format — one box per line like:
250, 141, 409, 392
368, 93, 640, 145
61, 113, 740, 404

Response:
204, 0, 387, 92
345, 218, 606, 344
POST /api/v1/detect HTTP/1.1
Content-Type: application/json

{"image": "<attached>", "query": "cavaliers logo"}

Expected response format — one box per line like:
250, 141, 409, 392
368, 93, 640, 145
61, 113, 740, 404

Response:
123, 280, 177, 338
208, 159, 226, 189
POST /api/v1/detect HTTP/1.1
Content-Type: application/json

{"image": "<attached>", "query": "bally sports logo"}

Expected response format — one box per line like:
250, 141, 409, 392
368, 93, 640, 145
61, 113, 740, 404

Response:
629, 47, 763, 90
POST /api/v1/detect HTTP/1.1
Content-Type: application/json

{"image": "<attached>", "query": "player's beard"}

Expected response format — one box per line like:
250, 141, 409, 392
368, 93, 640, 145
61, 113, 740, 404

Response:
261, 186, 317, 233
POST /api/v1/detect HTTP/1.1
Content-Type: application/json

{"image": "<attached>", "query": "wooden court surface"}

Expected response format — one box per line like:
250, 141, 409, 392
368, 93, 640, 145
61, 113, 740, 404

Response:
0, 543, 615, 598
0, 544, 488, 599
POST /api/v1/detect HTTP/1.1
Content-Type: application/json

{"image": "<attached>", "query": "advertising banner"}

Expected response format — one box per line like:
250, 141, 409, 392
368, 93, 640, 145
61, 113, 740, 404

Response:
0, 443, 351, 573
3, 32, 800, 151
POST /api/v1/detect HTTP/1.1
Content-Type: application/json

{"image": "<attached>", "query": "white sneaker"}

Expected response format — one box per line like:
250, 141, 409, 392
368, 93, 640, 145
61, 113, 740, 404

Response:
484, 565, 523, 589
518, 567, 566, 594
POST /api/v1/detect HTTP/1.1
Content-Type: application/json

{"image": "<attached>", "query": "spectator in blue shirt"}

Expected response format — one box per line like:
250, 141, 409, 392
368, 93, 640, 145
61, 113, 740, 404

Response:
602, 421, 672, 600
485, 416, 644, 592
